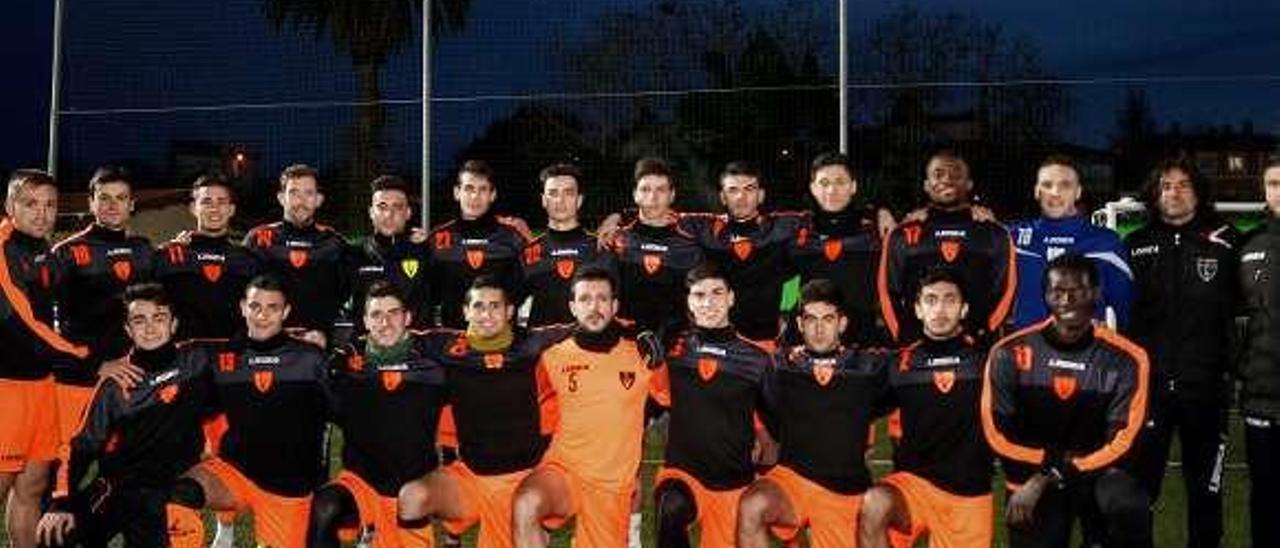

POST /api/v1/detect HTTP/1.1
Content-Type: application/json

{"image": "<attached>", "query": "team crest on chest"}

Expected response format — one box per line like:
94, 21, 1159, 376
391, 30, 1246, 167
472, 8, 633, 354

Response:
940, 240, 961, 263
466, 249, 486, 270
932, 370, 956, 394
288, 249, 309, 269
823, 239, 843, 262
158, 384, 179, 404
112, 260, 133, 282
812, 362, 835, 386
201, 263, 223, 283
381, 371, 403, 392
731, 238, 753, 261
697, 357, 718, 381
555, 259, 576, 280
401, 258, 420, 278
643, 254, 663, 275
253, 370, 274, 393
619, 371, 636, 389
1197, 258, 1218, 282
1052, 373, 1077, 400
483, 353, 504, 369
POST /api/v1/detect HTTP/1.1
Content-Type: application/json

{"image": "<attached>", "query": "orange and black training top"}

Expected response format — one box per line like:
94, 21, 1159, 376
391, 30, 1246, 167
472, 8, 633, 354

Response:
765, 344, 890, 495
243, 220, 351, 333
877, 207, 1015, 344
679, 212, 805, 341
153, 233, 261, 340
52, 342, 215, 507
521, 226, 603, 327
654, 326, 771, 491
51, 223, 154, 385
981, 320, 1149, 485
426, 213, 530, 328
0, 219, 87, 379
888, 335, 993, 496
210, 332, 334, 497
330, 337, 448, 498
419, 325, 574, 475
605, 220, 704, 335
789, 207, 885, 346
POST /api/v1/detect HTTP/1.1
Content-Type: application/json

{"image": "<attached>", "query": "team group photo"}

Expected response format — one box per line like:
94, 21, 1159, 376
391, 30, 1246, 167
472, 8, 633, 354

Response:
3, 0, 1280, 546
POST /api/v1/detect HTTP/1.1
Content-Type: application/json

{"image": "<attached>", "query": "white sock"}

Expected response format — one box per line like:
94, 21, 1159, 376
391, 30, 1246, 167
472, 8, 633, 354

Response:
211, 520, 236, 548
628, 512, 643, 548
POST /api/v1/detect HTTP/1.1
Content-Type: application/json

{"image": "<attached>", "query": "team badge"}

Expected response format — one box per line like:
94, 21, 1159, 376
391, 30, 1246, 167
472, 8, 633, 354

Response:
1052, 373, 1077, 400
201, 263, 223, 283
823, 239, 843, 262
619, 371, 636, 390
731, 239, 753, 261
288, 249, 309, 269
643, 254, 663, 275
932, 370, 956, 394
401, 258, 420, 278
1197, 258, 1218, 282
218, 352, 237, 372
483, 353, 504, 369
381, 371, 403, 392
812, 363, 834, 386
697, 357, 718, 381
1013, 345, 1034, 372
112, 260, 133, 282
158, 384, 179, 404
940, 241, 961, 263
253, 370, 274, 393
465, 249, 486, 270
555, 259, 575, 280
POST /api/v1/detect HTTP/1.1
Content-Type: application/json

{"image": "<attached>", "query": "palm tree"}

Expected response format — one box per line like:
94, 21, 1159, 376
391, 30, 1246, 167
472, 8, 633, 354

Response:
263, 0, 471, 227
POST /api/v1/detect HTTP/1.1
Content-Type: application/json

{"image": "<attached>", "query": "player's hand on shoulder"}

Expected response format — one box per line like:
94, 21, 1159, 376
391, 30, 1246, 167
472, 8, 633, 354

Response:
99, 356, 145, 395
287, 328, 327, 349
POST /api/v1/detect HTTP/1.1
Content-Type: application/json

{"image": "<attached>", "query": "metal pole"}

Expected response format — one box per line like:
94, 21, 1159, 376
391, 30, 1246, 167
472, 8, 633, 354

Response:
47, 0, 66, 177
838, 0, 848, 154
421, 0, 432, 229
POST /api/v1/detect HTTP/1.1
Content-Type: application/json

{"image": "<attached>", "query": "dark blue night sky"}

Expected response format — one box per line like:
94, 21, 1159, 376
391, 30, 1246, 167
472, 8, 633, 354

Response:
2, 0, 1278, 184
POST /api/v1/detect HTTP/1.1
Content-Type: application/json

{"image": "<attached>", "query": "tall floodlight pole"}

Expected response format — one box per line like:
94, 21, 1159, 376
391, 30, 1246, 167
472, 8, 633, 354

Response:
47, 0, 66, 176
421, 0, 433, 229
838, 0, 848, 154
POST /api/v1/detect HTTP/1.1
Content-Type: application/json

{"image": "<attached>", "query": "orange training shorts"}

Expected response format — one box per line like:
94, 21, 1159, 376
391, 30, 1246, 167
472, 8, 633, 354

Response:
654, 466, 746, 548
537, 461, 632, 547
0, 377, 58, 473
882, 471, 993, 548
762, 464, 862, 548
440, 461, 529, 548
333, 470, 433, 548
201, 457, 312, 548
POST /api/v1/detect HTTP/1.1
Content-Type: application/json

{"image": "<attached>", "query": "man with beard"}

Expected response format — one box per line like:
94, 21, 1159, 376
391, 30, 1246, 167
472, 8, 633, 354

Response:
243, 164, 351, 348
511, 266, 658, 547
1123, 156, 1240, 547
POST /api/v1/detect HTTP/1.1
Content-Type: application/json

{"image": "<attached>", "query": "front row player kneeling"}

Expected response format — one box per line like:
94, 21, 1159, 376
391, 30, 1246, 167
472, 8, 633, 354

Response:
736, 278, 890, 548
982, 254, 1151, 548
510, 266, 661, 547
36, 284, 211, 548
859, 269, 994, 548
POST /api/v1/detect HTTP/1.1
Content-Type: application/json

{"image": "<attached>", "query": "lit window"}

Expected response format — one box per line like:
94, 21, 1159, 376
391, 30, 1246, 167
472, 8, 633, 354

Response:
1228, 155, 1245, 173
